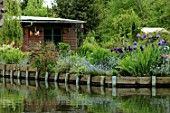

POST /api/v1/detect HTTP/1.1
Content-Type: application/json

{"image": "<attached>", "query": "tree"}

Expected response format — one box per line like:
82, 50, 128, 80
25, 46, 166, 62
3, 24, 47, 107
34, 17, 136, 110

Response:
0, 0, 22, 45
23, 0, 47, 16
53, 0, 103, 33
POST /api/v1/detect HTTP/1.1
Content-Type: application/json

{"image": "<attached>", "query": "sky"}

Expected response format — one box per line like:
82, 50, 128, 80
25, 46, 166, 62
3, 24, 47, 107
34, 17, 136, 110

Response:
43, 0, 53, 8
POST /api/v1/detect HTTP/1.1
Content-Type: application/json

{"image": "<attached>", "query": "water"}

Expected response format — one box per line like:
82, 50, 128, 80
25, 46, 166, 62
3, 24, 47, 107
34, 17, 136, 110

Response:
0, 78, 170, 113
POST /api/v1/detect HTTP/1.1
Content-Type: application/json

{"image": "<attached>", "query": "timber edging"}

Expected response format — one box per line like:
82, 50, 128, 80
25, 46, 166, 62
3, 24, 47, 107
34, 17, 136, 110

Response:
0, 64, 170, 87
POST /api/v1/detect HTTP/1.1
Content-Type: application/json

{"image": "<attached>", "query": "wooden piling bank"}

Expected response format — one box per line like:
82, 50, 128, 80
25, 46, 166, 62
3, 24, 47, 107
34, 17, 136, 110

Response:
1, 64, 170, 87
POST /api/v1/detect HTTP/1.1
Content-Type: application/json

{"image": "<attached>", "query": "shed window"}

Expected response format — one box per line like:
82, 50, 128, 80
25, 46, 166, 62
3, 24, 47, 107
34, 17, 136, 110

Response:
44, 28, 62, 45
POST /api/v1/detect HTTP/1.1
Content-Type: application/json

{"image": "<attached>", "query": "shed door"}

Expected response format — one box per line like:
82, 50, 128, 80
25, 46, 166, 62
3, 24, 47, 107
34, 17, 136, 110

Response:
44, 28, 62, 45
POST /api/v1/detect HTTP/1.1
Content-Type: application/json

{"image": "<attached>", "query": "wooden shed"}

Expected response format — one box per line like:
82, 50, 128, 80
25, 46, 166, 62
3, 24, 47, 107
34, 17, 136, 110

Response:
20, 16, 85, 51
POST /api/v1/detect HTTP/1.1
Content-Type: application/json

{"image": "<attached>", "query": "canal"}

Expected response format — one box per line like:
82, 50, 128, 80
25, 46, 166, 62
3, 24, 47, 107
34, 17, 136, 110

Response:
0, 77, 170, 113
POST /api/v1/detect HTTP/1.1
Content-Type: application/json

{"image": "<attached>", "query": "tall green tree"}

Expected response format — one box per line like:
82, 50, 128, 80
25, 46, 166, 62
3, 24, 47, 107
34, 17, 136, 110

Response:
23, 0, 47, 16
0, 0, 22, 45
53, 0, 103, 33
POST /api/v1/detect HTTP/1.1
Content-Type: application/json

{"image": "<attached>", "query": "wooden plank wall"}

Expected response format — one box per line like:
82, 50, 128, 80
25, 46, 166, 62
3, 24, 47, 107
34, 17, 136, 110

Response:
63, 25, 77, 50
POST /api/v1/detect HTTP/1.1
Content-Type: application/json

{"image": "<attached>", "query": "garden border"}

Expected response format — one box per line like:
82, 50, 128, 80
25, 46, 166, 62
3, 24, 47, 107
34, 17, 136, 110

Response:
0, 64, 170, 87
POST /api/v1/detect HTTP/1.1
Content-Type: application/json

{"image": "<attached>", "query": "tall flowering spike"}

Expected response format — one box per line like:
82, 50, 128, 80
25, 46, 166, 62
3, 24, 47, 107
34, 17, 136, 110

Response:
165, 58, 169, 63
133, 45, 137, 50
136, 33, 140, 38
161, 54, 165, 58
124, 46, 127, 51
117, 47, 123, 53
140, 46, 144, 51
156, 34, 160, 39
133, 41, 137, 45
142, 34, 146, 40
152, 43, 154, 47
163, 48, 166, 52
148, 35, 152, 40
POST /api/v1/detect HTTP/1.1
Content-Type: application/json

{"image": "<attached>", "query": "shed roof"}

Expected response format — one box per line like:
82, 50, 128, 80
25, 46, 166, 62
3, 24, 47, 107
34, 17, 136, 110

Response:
16, 16, 86, 24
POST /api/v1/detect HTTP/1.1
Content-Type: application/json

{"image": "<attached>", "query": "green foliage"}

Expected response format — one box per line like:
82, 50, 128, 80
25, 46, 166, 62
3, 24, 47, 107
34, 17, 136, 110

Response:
117, 45, 162, 76
53, 0, 103, 32
0, 0, 22, 44
31, 42, 57, 72
23, 0, 48, 17
0, 44, 29, 64
57, 42, 71, 57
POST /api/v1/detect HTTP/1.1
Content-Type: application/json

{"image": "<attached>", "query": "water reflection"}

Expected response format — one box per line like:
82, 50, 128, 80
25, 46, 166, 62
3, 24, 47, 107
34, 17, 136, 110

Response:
0, 78, 170, 113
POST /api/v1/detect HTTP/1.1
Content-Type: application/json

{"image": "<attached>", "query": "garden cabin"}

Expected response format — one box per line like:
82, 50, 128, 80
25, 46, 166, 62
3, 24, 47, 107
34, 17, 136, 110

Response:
19, 16, 86, 51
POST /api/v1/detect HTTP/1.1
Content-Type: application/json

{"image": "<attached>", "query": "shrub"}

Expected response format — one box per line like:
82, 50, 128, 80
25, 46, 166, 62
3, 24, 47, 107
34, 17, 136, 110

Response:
0, 44, 29, 64
31, 42, 57, 72
117, 45, 162, 76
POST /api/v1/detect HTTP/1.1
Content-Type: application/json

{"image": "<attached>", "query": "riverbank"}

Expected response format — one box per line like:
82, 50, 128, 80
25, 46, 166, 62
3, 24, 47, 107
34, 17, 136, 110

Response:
1, 64, 170, 87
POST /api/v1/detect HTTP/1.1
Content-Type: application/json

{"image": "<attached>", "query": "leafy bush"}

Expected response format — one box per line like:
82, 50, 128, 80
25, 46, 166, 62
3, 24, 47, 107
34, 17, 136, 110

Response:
0, 44, 29, 64
117, 45, 162, 76
31, 42, 57, 72
57, 42, 71, 57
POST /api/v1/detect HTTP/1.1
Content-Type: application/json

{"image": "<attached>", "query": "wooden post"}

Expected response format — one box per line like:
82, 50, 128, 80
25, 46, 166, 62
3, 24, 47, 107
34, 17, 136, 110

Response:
26, 70, 29, 80
65, 83, 69, 92
2, 77, 5, 84
152, 87, 156, 96
65, 73, 69, 84
18, 79, 21, 85
76, 75, 80, 86
112, 87, 116, 96
26, 79, 29, 87
17, 65, 21, 78
10, 70, 13, 79
45, 81, 49, 89
100, 76, 105, 86
100, 86, 105, 95
54, 73, 59, 81
45, 72, 49, 81
35, 80, 39, 88
112, 76, 116, 87
2, 64, 5, 77
54, 81, 59, 89
35, 71, 39, 80
152, 76, 156, 87
87, 85, 91, 94
87, 75, 91, 85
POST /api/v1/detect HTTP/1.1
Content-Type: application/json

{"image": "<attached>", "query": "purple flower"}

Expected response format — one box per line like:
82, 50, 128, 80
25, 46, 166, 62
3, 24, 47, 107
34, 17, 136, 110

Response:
140, 46, 144, 51
136, 33, 140, 38
158, 42, 161, 46
142, 34, 146, 40
152, 43, 154, 47
156, 34, 160, 39
133, 45, 137, 50
133, 41, 137, 45
165, 58, 169, 63
159, 39, 167, 46
163, 48, 166, 52
117, 47, 123, 53
145, 43, 148, 47
124, 47, 127, 51
161, 54, 165, 58
128, 46, 132, 51
148, 35, 152, 40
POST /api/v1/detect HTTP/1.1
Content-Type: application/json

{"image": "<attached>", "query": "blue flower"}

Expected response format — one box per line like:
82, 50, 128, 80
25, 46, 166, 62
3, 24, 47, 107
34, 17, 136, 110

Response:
136, 33, 140, 38
133, 45, 137, 50
163, 48, 166, 52
124, 47, 127, 51
148, 35, 152, 40
152, 43, 154, 47
165, 58, 169, 63
117, 48, 123, 53
140, 46, 144, 51
161, 54, 165, 58
133, 41, 137, 45
156, 34, 160, 39
142, 34, 146, 40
